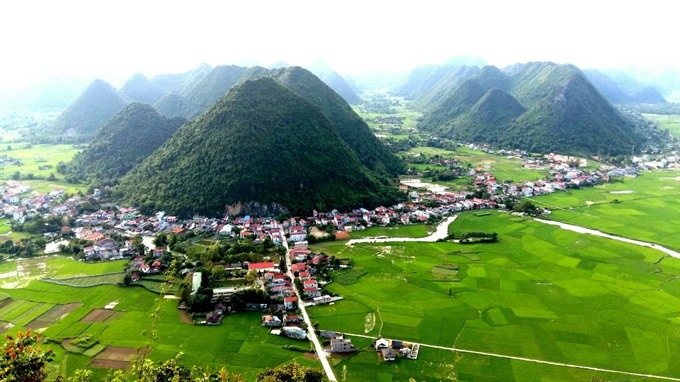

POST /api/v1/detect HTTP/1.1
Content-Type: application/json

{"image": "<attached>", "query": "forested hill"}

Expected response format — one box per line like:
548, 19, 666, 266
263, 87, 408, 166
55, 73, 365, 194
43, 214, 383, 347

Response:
239, 66, 404, 176
115, 78, 402, 217
417, 62, 641, 156
154, 65, 247, 120
61, 103, 185, 186
52, 79, 128, 141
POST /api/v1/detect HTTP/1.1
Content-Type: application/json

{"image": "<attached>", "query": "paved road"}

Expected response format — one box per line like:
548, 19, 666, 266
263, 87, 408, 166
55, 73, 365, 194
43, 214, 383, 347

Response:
280, 227, 337, 381
338, 332, 680, 381
346, 215, 458, 245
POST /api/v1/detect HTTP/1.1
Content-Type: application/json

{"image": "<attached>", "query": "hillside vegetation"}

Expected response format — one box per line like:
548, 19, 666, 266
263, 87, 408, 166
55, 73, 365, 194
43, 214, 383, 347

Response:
240, 66, 404, 176
116, 78, 402, 217
62, 103, 185, 186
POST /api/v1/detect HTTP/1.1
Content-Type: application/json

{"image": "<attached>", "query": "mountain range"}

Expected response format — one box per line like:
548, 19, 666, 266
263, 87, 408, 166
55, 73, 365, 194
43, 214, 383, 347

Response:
115, 78, 402, 217
408, 62, 642, 155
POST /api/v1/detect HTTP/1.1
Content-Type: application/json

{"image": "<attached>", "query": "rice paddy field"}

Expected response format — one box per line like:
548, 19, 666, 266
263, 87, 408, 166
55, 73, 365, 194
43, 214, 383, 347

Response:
310, 211, 680, 381
0, 144, 80, 179
532, 169, 680, 251
0, 256, 314, 380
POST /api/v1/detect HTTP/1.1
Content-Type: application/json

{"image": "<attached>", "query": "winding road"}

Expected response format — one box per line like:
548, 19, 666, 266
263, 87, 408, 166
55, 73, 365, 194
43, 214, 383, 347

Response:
346, 215, 458, 245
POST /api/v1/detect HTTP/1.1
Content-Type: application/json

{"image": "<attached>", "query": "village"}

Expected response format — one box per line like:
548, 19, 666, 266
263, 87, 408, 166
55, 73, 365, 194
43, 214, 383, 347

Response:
0, 150, 674, 360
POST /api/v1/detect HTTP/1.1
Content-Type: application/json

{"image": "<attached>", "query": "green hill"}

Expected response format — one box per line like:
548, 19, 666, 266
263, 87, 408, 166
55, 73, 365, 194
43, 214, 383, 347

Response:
62, 103, 185, 186
240, 66, 404, 176
115, 78, 402, 217
52, 79, 128, 141
419, 62, 640, 156
154, 65, 247, 119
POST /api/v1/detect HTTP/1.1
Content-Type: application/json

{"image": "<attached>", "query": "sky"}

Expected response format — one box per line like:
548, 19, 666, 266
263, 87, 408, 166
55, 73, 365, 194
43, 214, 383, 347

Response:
1, 0, 679, 91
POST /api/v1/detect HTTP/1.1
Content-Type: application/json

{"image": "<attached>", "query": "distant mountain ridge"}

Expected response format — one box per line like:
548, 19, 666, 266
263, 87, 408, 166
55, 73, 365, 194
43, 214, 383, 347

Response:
415, 62, 640, 156
583, 69, 666, 104
115, 78, 401, 217
52, 79, 128, 141
154, 65, 247, 119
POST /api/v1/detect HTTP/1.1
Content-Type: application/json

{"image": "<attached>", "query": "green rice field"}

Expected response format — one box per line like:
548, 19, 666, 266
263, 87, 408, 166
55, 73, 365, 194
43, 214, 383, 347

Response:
310, 211, 680, 381
533, 169, 680, 251
0, 256, 316, 381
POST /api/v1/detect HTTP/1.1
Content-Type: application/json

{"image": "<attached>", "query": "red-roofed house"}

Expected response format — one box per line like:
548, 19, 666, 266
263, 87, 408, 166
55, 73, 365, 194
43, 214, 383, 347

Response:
248, 262, 277, 272
284, 296, 298, 310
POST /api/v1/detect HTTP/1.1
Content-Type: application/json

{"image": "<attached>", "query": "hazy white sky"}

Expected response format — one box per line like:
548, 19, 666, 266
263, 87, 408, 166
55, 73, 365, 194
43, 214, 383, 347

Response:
1, 0, 678, 90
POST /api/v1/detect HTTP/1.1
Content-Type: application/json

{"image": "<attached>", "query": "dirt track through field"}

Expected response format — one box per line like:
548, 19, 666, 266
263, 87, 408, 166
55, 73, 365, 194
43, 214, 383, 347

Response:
80, 308, 121, 323
89, 346, 149, 369
26, 303, 81, 329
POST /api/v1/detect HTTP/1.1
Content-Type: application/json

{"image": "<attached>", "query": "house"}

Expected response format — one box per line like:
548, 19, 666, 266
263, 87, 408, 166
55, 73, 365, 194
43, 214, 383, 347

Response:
261, 315, 282, 327
375, 338, 389, 349
290, 263, 307, 273
303, 279, 318, 289
289, 226, 307, 242
281, 326, 307, 340
248, 262, 277, 273
381, 348, 396, 361
330, 336, 356, 353
283, 313, 301, 325
284, 296, 297, 310
303, 287, 321, 298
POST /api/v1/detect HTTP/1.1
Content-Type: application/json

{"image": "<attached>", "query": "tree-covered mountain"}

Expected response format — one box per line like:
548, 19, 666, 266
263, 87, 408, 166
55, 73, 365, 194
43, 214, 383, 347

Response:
120, 73, 167, 104
52, 79, 128, 141
115, 78, 402, 217
392, 64, 481, 109
584, 69, 666, 104
154, 65, 247, 119
418, 62, 640, 156
239, 66, 404, 176
61, 103, 185, 186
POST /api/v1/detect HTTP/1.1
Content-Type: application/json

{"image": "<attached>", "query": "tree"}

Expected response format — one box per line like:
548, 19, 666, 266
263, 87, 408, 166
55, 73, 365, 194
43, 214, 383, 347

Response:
0, 330, 54, 382
245, 269, 258, 285
256, 361, 323, 382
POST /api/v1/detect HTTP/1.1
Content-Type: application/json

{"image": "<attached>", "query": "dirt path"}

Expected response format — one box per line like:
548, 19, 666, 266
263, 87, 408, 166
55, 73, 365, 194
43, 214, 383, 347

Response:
178, 310, 194, 325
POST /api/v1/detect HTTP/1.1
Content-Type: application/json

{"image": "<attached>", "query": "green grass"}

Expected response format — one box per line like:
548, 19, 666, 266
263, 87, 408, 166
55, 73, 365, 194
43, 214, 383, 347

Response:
532, 169, 680, 251
309, 211, 680, 380
644, 113, 680, 138
0, 256, 316, 380
0, 144, 80, 180
0, 218, 11, 234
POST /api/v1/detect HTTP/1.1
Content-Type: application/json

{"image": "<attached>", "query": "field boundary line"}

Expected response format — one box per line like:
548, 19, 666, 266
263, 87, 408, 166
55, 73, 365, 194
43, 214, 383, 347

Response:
338, 332, 680, 381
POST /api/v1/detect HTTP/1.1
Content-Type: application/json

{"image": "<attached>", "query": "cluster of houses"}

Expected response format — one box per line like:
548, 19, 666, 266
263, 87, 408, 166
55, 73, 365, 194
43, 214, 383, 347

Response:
373, 338, 419, 361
